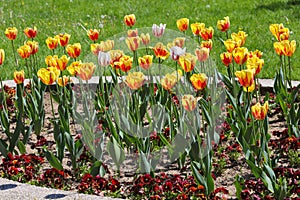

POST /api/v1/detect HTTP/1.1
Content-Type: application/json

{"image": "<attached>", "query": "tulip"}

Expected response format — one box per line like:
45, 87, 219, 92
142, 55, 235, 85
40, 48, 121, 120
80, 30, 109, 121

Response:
45, 55, 56, 67
124, 14, 136, 27
24, 27, 37, 38
169, 46, 186, 61
126, 36, 140, 51
98, 51, 111, 67
5, 27, 18, 40
181, 94, 197, 111
246, 56, 264, 75
200, 27, 214, 40
77, 62, 96, 80
152, 23, 166, 38
152, 42, 169, 60
195, 47, 210, 62
281, 40, 296, 57
127, 29, 138, 37
56, 55, 70, 71
231, 31, 247, 47
67, 61, 82, 76
66, 43, 81, 58
269, 23, 289, 41
87, 29, 99, 41
26, 41, 39, 55
190, 73, 207, 91
176, 18, 189, 32
125, 72, 145, 90
243, 82, 255, 93
14, 70, 25, 84
46, 36, 59, 50
172, 37, 185, 48
251, 101, 269, 120
0, 49, 5, 65
114, 55, 133, 72
160, 73, 178, 90
57, 75, 71, 87
56, 33, 71, 47
178, 53, 197, 73
37, 67, 60, 85
220, 52, 232, 67
140, 33, 150, 45
138, 55, 153, 70
17, 44, 31, 59
201, 39, 213, 51
223, 39, 237, 53
232, 47, 248, 65
235, 69, 255, 89
249, 50, 263, 59
273, 42, 284, 56
110, 50, 124, 67
217, 16, 230, 32
190, 23, 205, 36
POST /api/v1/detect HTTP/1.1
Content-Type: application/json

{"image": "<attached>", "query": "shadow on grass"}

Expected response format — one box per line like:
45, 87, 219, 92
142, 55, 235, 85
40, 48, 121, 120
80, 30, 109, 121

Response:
256, 0, 300, 11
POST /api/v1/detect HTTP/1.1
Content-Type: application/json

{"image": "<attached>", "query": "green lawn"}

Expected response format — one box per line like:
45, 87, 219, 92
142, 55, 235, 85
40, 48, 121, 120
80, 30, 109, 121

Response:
1, 0, 300, 80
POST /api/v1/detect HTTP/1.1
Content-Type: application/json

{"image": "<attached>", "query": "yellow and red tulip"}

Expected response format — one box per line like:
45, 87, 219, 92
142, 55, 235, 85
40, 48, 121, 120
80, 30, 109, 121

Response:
152, 42, 170, 60
26, 41, 39, 55
190, 73, 208, 91
87, 29, 99, 41
37, 67, 60, 85
110, 50, 124, 67
124, 14, 136, 27
0, 49, 5, 65
231, 31, 247, 47
217, 16, 230, 32
269, 23, 289, 41
126, 36, 140, 51
190, 23, 205, 36
281, 40, 296, 57
14, 70, 25, 84
178, 53, 197, 73
56, 33, 71, 47
127, 29, 138, 37
251, 101, 269, 120
140, 33, 150, 45
249, 50, 263, 59
232, 47, 248, 65
24, 27, 37, 39
201, 39, 213, 51
46, 36, 59, 50
176, 18, 189, 32
77, 62, 96, 80
138, 55, 153, 70
67, 61, 82, 76
17, 44, 31, 59
160, 72, 180, 91
114, 55, 133, 73
57, 75, 72, 87
246, 55, 264, 76
66, 43, 81, 59
200, 26, 214, 40
125, 72, 145, 90
223, 39, 237, 53
181, 94, 197, 111
5, 27, 18, 40
220, 52, 232, 67
172, 37, 186, 48
235, 69, 255, 89
195, 47, 210, 62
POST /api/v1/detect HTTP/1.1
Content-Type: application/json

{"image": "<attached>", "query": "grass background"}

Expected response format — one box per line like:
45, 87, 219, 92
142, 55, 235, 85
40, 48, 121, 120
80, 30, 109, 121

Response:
1, 0, 300, 80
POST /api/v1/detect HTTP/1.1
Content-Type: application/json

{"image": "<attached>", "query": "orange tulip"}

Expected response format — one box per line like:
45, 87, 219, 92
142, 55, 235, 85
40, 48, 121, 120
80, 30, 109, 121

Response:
56, 33, 71, 47
5, 27, 18, 40
223, 39, 237, 53
220, 52, 232, 67
37, 67, 60, 85
231, 31, 247, 47
87, 29, 99, 41
124, 14, 136, 27
269, 23, 289, 41
114, 55, 133, 73
24, 27, 37, 38
0, 49, 5, 65
281, 40, 296, 57
232, 47, 248, 65
182, 94, 197, 111
152, 42, 170, 60
77, 62, 96, 80
217, 16, 230, 32
67, 61, 82, 76
176, 18, 189, 32
46, 37, 59, 50
125, 72, 145, 90
190, 23, 205, 36
140, 33, 150, 45
251, 101, 269, 120
235, 69, 255, 89
127, 29, 138, 37
178, 53, 197, 72
138, 55, 153, 70
17, 45, 31, 59
14, 70, 25, 84
126, 36, 140, 51
200, 27, 214, 40
246, 56, 264, 75
26, 41, 39, 55
57, 75, 72, 87
201, 39, 213, 51
190, 73, 208, 90
195, 47, 210, 62
66, 43, 81, 58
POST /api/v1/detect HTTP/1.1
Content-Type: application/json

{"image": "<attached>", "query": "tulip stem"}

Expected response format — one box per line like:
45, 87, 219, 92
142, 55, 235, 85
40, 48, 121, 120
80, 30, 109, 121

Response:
288, 56, 292, 88
11, 40, 19, 68
0, 77, 8, 111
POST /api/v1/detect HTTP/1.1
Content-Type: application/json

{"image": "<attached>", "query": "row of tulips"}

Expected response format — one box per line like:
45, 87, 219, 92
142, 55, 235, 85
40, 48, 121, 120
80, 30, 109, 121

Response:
0, 13, 298, 199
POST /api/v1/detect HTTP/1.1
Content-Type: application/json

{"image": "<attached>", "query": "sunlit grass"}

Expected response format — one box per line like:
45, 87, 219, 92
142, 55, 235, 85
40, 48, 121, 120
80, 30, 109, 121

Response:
1, 0, 300, 80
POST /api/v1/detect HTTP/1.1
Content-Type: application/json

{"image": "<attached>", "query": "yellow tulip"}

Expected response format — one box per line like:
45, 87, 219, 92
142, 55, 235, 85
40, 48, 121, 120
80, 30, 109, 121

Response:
190, 23, 205, 36
235, 69, 255, 89
37, 67, 60, 85
57, 75, 72, 87
24, 26, 37, 38
232, 47, 248, 65
125, 72, 145, 90
176, 18, 189, 32
246, 56, 264, 75
56, 33, 71, 47
87, 29, 99, 41
67, 61, 82, 76
251, 101, 269, 120
14, 70, 25, 84
138, 55, 153, 70
17, 45, 31, 59
178, 53, 197, 73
